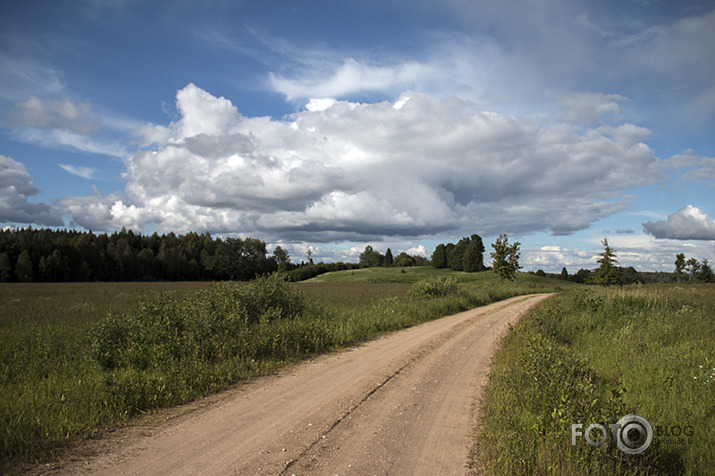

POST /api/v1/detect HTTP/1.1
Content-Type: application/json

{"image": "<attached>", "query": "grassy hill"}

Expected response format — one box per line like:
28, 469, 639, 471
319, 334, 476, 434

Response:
306, 266, 573, 287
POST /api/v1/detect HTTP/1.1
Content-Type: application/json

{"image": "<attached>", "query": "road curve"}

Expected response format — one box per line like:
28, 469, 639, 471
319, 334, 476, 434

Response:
49, 294, 551, 476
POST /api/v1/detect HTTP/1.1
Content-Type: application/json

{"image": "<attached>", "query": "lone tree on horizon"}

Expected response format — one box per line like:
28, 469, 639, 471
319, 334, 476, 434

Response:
589, 238, 619, 286
490, 234, 521, 282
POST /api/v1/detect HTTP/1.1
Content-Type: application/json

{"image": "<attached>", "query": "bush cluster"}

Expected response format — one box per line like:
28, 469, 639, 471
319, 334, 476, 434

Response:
407, 276, 459, 299
93, 274, 308, 372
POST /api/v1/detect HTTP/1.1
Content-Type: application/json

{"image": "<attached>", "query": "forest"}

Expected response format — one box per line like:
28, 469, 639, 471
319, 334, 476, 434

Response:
2, 227, 710, 284
0, 227, 290, 282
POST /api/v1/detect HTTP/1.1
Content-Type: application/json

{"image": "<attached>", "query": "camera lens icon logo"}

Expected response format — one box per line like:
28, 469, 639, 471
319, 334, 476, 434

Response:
571, 414, 654, 455
614, 414, 653, 455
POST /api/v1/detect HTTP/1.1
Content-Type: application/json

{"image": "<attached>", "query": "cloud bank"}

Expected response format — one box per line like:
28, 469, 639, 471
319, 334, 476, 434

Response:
643, 205, 715, 240
56, 83, 666, 241
0, 155, 62, 226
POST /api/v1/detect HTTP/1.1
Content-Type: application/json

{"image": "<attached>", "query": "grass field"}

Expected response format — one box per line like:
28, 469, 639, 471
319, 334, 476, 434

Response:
307, 266, 573, 286
307, 266, 477, 283
471, 284, 715, 475
0, 268, 563, 471
0, 280, 411, 328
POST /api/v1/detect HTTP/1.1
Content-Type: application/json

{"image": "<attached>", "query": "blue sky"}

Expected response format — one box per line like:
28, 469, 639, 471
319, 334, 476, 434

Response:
1, 0, 713, 272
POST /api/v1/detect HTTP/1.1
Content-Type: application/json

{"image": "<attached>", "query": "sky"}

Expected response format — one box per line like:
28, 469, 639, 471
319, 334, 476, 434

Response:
1, 0, 714, 272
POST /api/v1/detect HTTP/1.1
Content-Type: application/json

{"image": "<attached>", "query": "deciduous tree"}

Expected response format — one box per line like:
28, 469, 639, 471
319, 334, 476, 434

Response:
359, 245, 383, 268
490, 234, 521, 282
674, 253, 686, 283
463, 239, 485, 272
273, 245, 291, 272
431, 244, 448, 268
686, 257, 701, 282
393, 252, 416, 267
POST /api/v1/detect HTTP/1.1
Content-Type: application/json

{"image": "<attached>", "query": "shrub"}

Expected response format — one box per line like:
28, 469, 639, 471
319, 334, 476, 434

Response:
407, 276, 459, 299
237, 273, 306, 323
92, 274, 307, 372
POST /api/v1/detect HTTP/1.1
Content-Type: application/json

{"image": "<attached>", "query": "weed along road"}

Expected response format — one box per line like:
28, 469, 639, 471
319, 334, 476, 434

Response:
59, 294, 551, 476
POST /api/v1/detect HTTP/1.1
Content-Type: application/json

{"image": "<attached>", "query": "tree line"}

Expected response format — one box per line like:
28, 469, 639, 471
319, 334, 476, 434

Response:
534, 240, 714, 285
431, 233, 522, 282
674, 253, 714, 283
3, 227, 710, 284
431, 234, 487, 272
358, 245, 430, 268
0, 227, 292, 282
358, 232, 522, 283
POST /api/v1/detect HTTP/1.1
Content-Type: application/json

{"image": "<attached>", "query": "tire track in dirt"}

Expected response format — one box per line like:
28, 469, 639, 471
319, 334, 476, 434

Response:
42, 293, 551, 476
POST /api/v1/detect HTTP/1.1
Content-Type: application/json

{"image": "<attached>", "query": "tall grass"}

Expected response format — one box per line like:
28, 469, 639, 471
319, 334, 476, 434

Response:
472, 285, 714, 475
1, 273, 562, 470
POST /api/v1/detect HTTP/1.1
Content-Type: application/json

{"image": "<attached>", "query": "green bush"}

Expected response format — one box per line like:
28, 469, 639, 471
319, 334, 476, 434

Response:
237, 273, 306, 323
407, 276, 459, 299
92, 275, 306, 373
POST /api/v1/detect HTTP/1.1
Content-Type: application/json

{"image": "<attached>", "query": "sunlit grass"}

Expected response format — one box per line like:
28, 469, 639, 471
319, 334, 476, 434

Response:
307, 266, 575, 286
297, 282, 411, 308
0, 272, 564, 470
472, 284, 714, 475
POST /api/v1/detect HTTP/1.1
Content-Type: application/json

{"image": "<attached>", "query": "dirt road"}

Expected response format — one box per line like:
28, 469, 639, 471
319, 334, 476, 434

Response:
50, 294, 550, 475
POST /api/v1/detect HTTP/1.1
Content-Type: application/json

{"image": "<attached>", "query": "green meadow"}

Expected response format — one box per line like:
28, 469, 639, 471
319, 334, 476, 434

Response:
6, 268, 707, 474
0, 269, 565, 471
472, 284, 714, 475
307, 265, 569, 285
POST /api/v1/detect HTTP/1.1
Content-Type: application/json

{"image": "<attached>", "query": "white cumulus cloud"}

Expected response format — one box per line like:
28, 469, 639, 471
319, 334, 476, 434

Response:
57, 84, 671, 241
643, 205, 715, 240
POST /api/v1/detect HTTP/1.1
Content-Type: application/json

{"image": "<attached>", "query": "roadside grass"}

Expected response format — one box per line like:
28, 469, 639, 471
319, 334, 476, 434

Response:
1, 272, 563, 470
471, 284, 714, 475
